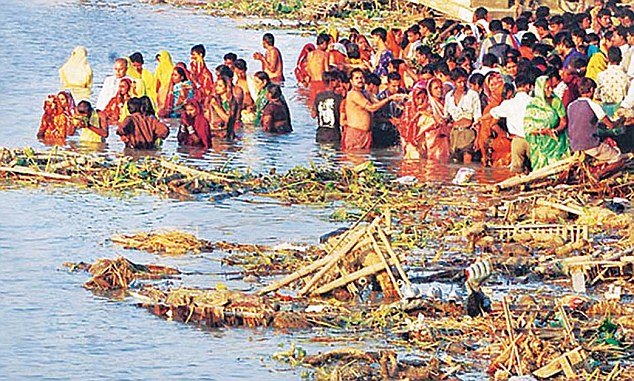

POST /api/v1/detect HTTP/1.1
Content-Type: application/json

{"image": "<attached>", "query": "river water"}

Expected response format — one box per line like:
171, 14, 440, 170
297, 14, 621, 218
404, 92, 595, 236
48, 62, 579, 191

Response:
0, 1, 504, 379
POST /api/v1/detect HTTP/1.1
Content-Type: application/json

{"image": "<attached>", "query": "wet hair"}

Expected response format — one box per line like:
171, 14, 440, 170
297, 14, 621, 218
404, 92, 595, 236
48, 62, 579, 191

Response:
76, 100, 93, 115
387, 72, 401, 82
554, 32, 574, 48
223, 52, 237, 62
406, 24, 421, 35
578, 77, 596, 95
450, 67, 469, 81
216, 75, 232, 91
501, 16, 515, 29
536, 6, 550, 19
482, 53, 499, 67
434, 61, 451, 77
234, 58, 247, 72
346, 43, 360, 59
127, 97, 142, 114
521, 33, 537, 48
514, 74, 533, 88
608, 46, 622, 64
468, 72, 485, 86
254, 71, 270, 84
474, 7, 488, 21
443, 43, 459, 60
370, 27, 387, 42
415, 45, 432, 58
364, 72, 381, 86
534, 18, 549, 31
317, 33, 330, 45
490, 20, 503, 33
191, 44, 206, 57
419, 64, 435, 76
263, 33, 275, 46
419, 18, 436, 33
216, 64, 234, 79
462, 36, 477, 49
533, 43, 554, 57
323, 71, 335, 87
173, 66, 187, 82
586, 32, 600, 45
139, 96, 155, 116
516, 17, 529, 32
129, 52, 144, 64
266, 83, 282, 100
503, 82, 515, 99
549, 15, 564, 26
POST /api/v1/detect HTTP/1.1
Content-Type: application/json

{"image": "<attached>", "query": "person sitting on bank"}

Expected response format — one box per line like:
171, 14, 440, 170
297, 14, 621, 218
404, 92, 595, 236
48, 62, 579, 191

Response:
117, 97, 169, 149
262, 84, 292, 134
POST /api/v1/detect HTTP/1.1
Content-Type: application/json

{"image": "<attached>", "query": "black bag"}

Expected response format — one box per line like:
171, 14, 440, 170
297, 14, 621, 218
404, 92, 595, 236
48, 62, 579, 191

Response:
487, 34, 511, 63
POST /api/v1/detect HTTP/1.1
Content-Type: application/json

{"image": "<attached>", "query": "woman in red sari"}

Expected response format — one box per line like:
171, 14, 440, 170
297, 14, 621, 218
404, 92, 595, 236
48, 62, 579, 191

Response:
294, 43, 315, 88
178, 100, 212, 149
101, 78, 132, 126
349, 28, 374, 62
476, 72, 512, 167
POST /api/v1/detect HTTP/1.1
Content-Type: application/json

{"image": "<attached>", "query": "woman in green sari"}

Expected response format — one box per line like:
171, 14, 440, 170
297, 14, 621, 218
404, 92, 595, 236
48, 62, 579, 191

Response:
253, 71, 272, 127
524, 76, 570, 171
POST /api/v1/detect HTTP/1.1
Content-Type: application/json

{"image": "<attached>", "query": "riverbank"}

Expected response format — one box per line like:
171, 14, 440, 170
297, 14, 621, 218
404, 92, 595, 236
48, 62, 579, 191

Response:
150, 0, 440, 31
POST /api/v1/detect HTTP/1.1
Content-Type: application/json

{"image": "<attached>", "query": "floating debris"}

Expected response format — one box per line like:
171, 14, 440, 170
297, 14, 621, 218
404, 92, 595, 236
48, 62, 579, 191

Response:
111, 231, 214, 255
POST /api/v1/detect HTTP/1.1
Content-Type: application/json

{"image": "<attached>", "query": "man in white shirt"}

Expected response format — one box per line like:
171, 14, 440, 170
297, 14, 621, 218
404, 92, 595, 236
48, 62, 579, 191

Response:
444, 67, 481, 163
95, 58, 145, 111
489, 75, 534, 173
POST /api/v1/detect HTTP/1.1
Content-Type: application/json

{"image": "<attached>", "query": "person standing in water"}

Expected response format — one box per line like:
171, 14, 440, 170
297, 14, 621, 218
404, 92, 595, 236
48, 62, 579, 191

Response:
253, 33, 284, 84
59, 46, 93, 101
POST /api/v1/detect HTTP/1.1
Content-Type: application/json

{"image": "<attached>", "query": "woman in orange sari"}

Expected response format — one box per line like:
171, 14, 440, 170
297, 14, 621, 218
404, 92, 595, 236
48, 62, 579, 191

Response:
37, 95, 74, 142
425, 78, 451, 162
476, 72, 512, 167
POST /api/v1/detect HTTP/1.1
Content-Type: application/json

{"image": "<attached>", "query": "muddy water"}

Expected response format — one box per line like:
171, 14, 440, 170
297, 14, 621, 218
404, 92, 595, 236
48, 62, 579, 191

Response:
0, 1, 505, 379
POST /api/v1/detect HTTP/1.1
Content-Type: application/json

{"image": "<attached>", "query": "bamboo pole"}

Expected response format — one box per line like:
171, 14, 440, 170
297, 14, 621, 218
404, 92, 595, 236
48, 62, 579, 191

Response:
298, 223, 373, 296
256, 226, 368, 296
159, 160, 236, 183
535, 199, 584, 216
0, 165, 73, 181
375, 227, 410, 287
368, 232, 402, 298
494, 155, 580, 190
502, 297, 523, 376
312, 260, 399, 296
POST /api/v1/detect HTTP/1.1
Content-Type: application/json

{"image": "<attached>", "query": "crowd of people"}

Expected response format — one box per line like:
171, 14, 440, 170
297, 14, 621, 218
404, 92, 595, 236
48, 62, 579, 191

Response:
39, 33, 291, 150
39, 1, 633, 175
302, 1, 633, 173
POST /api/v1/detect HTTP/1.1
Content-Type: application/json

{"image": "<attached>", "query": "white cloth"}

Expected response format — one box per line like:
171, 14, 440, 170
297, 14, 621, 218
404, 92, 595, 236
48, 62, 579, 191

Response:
621, 79, 634, 109
490, 91, 533, 138
596, 64, 629, 104
95, 75, 144, 111
444, 88, 482, 122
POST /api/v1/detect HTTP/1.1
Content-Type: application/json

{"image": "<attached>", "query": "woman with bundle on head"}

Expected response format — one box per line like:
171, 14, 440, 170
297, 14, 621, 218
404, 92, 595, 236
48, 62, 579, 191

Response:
178, 100, 212, 149
524, 76, 570, 171
158, 65, 195, 118
59, 46, 93, 101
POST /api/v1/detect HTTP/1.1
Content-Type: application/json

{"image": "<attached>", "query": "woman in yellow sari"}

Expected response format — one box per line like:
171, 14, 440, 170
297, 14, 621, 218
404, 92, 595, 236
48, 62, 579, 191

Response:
154, 50, 174, 111
59, 46, 93, 101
